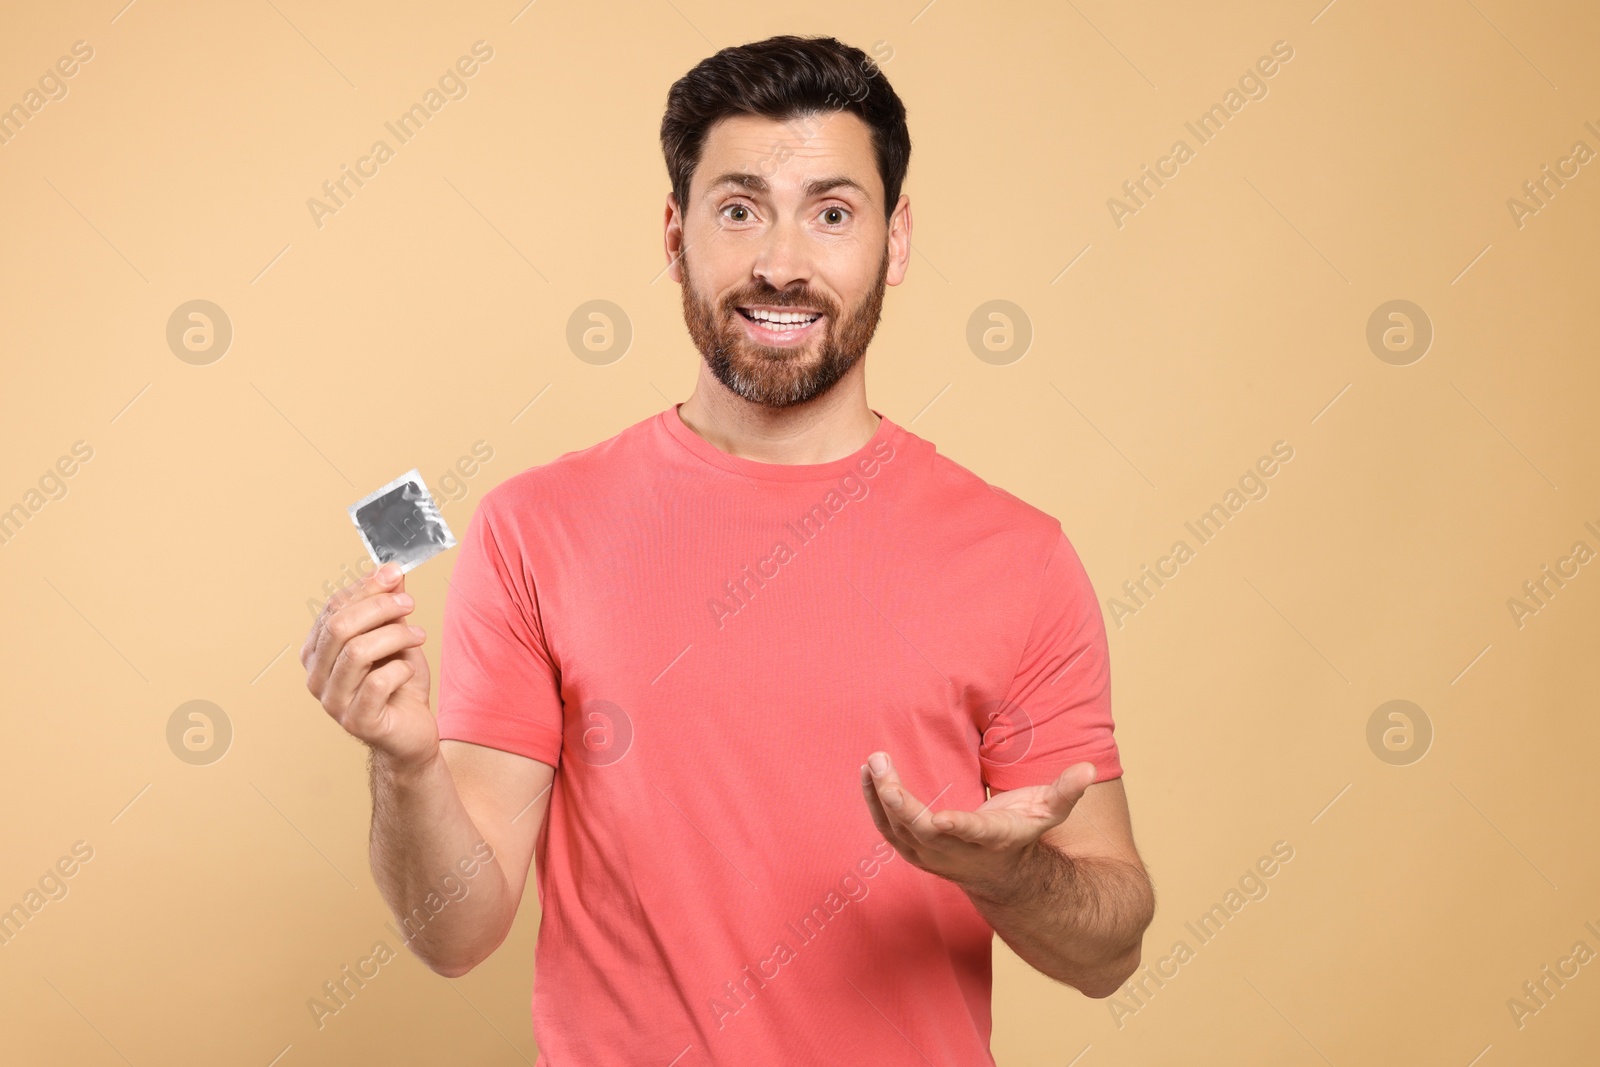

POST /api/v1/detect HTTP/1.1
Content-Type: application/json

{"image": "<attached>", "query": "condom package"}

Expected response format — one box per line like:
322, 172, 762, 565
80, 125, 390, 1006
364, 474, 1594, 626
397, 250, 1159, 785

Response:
347, 468, 457, 574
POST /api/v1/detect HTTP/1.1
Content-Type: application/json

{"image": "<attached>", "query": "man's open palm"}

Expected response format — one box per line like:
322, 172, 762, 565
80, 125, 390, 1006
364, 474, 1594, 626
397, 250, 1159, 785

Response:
860, 752, 1097, 902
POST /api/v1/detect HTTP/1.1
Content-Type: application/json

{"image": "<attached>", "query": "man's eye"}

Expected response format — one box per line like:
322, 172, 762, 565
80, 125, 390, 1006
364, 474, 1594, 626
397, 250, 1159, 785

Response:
821, 206, 849, 225
723, 204, 752, 222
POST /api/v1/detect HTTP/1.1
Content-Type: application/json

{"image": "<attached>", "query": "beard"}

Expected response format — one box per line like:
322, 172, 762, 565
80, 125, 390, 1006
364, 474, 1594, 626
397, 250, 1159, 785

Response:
679, 244, 889, 409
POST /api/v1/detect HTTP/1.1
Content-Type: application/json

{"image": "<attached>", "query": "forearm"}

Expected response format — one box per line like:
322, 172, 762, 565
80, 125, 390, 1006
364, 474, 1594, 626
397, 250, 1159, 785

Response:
963, 844, 1153, 997
367, 748, 514, 976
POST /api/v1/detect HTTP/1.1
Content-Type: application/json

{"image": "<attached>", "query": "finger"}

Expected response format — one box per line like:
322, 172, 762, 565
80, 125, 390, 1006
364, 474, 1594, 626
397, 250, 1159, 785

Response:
305, 581, 416, 697
304, 563, 395, 656
321, 621, 427, 720
301, 562, 405, 672
1045, 763, 1097, 818
860, 763, 914, 853
343, 656, 417, 738
867, 753, 947, 848
1030, 763, 1096, 834
308, 593, 416, 701
929, 807, 1013, 849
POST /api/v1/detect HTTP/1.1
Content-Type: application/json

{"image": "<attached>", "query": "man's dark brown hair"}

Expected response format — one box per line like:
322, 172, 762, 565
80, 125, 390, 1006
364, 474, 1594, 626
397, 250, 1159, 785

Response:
660, 35, 911, 221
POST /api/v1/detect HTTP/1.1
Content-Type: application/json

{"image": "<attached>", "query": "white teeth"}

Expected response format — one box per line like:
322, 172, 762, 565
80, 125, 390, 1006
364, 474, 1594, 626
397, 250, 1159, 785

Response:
745, 308, 819, 325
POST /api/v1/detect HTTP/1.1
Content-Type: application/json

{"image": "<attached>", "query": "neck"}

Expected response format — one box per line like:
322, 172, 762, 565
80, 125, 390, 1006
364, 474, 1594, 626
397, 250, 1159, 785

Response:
676, 367, 880, 465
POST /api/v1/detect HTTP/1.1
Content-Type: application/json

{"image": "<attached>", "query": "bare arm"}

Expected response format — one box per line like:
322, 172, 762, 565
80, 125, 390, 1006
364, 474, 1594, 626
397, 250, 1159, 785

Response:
303, 562, 555, 977
961, 778, 1153, 996
367, 742, 553, 976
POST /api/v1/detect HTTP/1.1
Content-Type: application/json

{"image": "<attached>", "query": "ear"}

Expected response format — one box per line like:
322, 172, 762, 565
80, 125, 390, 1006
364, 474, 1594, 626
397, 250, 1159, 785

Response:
663, 192, 686, 284
886, 193, 912, 287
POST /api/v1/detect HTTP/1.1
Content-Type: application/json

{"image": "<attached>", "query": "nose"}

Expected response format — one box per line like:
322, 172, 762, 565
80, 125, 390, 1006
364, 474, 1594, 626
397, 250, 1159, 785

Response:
751, 213, 810, 295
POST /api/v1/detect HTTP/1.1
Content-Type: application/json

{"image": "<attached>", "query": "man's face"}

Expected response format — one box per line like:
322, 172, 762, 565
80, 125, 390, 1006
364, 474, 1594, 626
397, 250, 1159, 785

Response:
668, 111, 908, 409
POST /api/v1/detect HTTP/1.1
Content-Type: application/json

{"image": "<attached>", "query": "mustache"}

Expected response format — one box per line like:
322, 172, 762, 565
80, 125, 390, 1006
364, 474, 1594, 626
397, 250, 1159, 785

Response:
723, 287, 836, 316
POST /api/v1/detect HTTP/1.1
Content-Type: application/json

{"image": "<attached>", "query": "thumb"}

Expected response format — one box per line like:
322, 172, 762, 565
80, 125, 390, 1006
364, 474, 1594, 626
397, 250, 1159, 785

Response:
377, 562, 406, 594
1048, 763, 1096, 815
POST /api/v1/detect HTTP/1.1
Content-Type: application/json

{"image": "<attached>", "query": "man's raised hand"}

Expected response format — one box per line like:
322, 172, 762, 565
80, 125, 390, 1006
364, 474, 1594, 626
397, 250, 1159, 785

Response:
302, 562, 438, 769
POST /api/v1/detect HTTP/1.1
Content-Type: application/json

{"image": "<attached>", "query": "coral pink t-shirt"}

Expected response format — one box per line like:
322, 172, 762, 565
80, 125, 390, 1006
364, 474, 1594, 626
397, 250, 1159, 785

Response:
434, 403, 1122, 1066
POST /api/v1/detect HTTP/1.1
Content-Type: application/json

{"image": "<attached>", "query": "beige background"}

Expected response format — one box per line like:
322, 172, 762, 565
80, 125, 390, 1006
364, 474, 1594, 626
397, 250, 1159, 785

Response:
2, 0, 1597, 1064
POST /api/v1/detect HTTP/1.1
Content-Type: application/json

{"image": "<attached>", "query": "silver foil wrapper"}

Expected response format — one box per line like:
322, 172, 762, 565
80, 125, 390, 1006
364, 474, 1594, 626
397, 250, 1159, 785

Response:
347, 468, 457, 574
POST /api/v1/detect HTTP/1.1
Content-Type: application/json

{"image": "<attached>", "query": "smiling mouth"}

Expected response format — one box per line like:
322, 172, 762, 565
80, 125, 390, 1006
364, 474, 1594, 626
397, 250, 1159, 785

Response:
736, 306, 823, 333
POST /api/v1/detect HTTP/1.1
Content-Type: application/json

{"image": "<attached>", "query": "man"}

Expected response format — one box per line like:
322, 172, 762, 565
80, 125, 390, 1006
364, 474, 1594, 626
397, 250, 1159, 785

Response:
303, 34, 1154, 1065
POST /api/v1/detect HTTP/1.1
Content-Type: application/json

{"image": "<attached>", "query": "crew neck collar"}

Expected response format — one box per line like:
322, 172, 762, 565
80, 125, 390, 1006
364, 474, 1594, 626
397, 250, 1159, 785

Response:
662, 402, 900, 482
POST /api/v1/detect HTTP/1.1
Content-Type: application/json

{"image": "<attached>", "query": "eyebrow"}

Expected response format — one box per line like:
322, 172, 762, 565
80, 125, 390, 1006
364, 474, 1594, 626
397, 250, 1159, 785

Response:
706, 172, 872, 203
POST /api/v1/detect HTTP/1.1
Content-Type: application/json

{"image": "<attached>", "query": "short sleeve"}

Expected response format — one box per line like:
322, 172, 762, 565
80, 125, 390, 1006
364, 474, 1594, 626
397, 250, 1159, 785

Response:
980, 527, 1122, 793
434, 491, 564, 766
